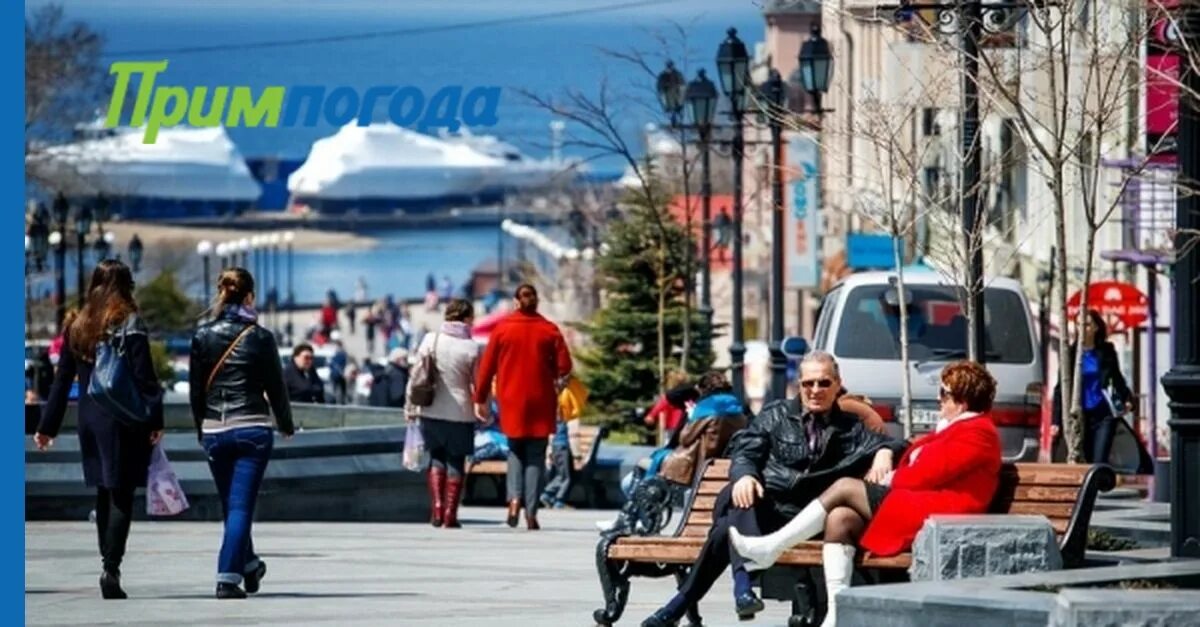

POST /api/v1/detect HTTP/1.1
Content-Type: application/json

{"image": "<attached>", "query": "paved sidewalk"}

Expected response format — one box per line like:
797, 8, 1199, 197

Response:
26, 507, 798, 626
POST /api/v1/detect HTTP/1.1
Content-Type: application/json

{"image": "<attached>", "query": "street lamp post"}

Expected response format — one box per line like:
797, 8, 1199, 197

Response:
51, 195, 69, 330
284, 231, 295, 343
1164, 0, 1200, 559
74, 202, 94, 306
128, 233, 144, 274
197, 240, 213, 305
686, 70, 719, 326
760, 68, 789, 403
717, 27, 750, 402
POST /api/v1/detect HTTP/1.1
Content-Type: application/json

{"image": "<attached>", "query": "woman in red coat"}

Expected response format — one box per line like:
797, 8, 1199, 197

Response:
473, 283, 573, 530
731, 360, 1002, 626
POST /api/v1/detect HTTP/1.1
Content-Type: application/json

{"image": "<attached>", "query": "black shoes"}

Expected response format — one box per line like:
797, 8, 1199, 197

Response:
640, 609, 680, 627
216, 582, 247, 599
244, 561, 267, 594
735, 591, 765, 620
99, 570, 127, 600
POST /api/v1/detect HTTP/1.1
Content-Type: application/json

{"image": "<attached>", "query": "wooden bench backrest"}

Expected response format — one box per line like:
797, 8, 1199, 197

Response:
678, 459, 1093, 540
989, 463, 1091, 537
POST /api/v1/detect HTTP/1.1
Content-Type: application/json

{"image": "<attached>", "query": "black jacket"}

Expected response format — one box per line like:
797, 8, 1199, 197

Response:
189, 316, 294, 437
728, 398, 904, 518
368, 363, 408, 408
1052, 341, 1132, 427
284, 361, 326, 404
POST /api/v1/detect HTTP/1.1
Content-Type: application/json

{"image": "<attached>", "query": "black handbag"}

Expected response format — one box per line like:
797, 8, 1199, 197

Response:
87, 323, 159, 427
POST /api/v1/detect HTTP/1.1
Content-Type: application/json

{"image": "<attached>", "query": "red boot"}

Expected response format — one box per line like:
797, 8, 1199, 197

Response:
443, 475, 464, 529
427, 467, 446, 527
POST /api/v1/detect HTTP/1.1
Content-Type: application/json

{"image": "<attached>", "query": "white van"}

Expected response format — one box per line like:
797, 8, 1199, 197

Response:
811, 270, 1043, 461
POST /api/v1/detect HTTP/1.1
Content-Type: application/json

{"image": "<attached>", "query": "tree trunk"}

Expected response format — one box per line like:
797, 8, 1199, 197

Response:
893, 241, 915, 439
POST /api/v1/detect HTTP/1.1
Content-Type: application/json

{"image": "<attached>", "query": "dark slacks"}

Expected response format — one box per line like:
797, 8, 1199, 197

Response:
673, 483, 790, 607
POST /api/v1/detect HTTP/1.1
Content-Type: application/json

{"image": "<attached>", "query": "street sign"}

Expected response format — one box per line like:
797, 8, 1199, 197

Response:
1067, 280, 1149, 332
784, 130, 821, 290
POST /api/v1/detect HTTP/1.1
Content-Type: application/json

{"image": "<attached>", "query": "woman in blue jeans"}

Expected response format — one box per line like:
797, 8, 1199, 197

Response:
190, 268, 295, 598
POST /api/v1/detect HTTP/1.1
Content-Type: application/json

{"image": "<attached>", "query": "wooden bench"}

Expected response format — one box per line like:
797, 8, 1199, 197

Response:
467, 424, 609, 507
593, 458, 1116, 626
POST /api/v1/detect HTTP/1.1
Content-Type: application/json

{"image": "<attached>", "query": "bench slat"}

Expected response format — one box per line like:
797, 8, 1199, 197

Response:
1005, 502, 1075, 518
1000, 464, 1092, 486
680, 525, 710, 537
609, 538, 914, 569
690, 495, 717, 511
1011, 485, 1086, 502
697, 481, 725, 496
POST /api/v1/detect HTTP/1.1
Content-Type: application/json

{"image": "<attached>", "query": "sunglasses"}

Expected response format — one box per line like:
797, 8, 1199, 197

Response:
938, 387, 952, 401
800, 379, 835, 390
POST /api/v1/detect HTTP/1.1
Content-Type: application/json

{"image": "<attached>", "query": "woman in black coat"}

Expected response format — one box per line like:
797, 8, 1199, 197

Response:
34, 260, 164, 600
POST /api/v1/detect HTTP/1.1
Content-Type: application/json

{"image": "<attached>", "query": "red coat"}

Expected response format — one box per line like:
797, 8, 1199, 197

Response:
473, 310, 573, 439
860, 413, 1002, 556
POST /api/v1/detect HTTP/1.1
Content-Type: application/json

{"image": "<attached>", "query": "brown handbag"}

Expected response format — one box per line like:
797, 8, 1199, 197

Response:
408, 332, 439, 407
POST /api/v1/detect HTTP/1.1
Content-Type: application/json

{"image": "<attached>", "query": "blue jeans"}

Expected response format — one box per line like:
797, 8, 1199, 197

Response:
202, 426, 273, 585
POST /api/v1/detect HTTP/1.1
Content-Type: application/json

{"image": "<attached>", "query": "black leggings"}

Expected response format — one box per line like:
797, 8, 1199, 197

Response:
95, 487, 135, 573
430, 452, 466, 477
421, 419, 473, 478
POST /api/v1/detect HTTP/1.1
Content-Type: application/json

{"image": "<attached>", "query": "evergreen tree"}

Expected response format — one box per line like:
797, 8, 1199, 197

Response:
577, 175, 714, 418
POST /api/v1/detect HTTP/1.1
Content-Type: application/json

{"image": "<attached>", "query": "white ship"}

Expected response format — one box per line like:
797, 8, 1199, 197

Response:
26, 122, 262, 219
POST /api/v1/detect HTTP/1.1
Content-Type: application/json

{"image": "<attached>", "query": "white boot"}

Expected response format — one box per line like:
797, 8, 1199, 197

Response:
729, 500, 827, 571
820, 543, 856, 627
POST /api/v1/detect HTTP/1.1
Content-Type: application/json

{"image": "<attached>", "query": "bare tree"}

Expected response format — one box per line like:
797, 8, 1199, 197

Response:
25, 4, 108, 189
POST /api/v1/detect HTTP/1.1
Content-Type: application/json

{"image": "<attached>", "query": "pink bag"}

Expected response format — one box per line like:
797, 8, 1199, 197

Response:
146, 443, 189, 517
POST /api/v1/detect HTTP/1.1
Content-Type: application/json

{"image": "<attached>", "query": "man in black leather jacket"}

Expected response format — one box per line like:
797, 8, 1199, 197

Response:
642, 351, 905, 627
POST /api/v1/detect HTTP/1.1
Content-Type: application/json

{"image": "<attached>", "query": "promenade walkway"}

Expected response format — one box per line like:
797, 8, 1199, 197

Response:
25, 508, 797, 626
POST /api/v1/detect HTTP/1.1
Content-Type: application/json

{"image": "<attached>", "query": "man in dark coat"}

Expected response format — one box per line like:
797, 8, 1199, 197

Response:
284, 343, 325, 404
369, 348, 409, 408
641, 351, 905, 626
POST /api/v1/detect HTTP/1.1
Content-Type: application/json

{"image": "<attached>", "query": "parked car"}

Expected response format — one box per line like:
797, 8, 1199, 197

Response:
809, 270, 1043, 461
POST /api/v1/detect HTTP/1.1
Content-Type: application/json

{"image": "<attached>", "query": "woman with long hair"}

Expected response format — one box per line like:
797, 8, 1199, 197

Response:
1052, 309, 1134, 463
406, 298, 482, 528
729, 361, 1002, 626
189, 268, 294, 598
35, 259, 164, 600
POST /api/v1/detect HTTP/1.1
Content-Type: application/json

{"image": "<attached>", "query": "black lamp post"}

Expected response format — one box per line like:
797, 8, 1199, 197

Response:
50, 195, 69, 330
686, 69, 719, 326
717, 27, 750, 402
1164, 1, 1200, 559
284, 231, 295, 343
128, 233, 144, 274
74, 202, 94, 306
759, 67, 790, 403
797, 23, 833, 115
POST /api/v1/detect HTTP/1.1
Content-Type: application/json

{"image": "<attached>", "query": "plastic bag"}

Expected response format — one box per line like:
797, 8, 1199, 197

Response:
403, 421, 429, 471
146, 443, 189, 517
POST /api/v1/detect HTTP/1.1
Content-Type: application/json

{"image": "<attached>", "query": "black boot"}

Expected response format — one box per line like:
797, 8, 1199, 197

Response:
99, 570, 127, 600
244, 561, 267, 594
216, 582, 247, 599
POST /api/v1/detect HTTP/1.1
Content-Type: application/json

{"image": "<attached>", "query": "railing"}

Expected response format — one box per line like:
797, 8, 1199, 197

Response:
24, 402, 406, 434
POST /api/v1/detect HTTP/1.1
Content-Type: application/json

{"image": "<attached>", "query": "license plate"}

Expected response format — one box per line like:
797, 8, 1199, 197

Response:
910, 408, 940, 426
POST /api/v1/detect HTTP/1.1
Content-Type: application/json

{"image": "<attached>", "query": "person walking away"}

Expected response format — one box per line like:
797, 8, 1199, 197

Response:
34, 260, 164, 600
329, 340, 348, 404
369, 348, 410, 407
318, 297, 338, 338
190, 267, 296, 599
344, 301, 357, 336
284, 343, 325, 403
542, 374, 589, 509
406, 299, 484, 528
473, 284, 572, 530
1052, 309, 1134, 464
365, 298, 386, 357
729, 360, 1001, 626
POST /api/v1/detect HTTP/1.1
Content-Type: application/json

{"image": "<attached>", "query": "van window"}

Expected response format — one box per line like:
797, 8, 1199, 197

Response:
814, 287, 840, 348
833, 284, 1034, 364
